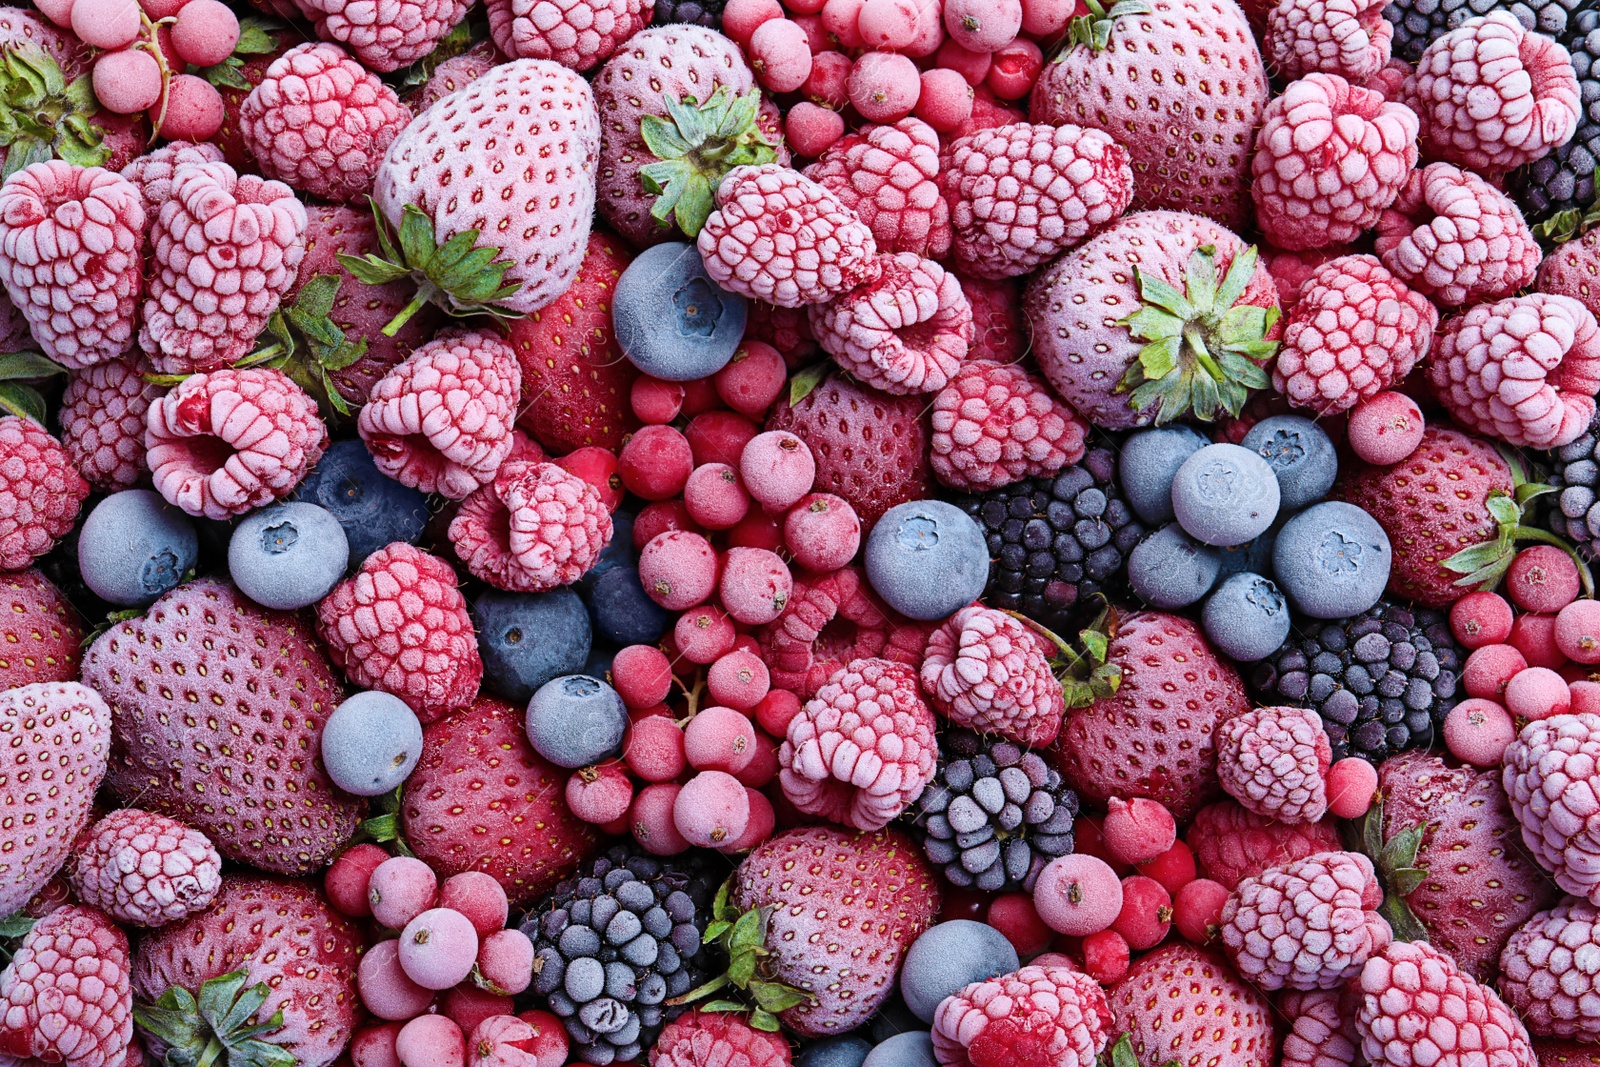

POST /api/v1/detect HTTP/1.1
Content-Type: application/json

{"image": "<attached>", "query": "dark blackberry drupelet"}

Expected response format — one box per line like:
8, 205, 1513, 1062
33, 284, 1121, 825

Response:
913, 730, 1078, 893
521, 845, 724, 1065
1250, 599, 1463, 764
1544, 415, 1600, 557
955, 447, 1145, 633
1509, 6, 1600, 222
1384, 0, 1586, 62
650, 0, 725, 27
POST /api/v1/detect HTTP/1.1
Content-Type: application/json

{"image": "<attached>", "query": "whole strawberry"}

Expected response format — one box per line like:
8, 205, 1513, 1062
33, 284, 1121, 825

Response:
1109, 944, 1277, 1067
0, 905, 132, 1067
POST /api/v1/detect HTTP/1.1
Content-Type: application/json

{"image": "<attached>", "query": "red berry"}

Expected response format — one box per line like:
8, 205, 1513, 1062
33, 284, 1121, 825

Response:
1102, 797, 1177, 866
685, 410, 760, 467
719, 546, 793, 625
755, 689, 802, 737
155, 74, 225, 141
325, 843, 390, 918
674, 769, 750, 846
351, 1022, 404, 1067
792, 11, 829, 51
441, 985, 513, 1039
1463, 643, 1529, 699
632, 499, 699, 550
1112, 875, 1173, 950
1557, 599, 1600, 663
683, 463, 751, 530
1443, 698, 1516, 767
707, 648, 772, 710
1325, 757, 1379, 819
1136, 841, 1196, 898
788, 103, 845, 159
943, 0, 1021, 51
398, 908, 479, 990
726, 509, 785, 552
1505, 665, 1571, 721
820, 0, 865, 48
858, 0, 921, 48
941, 887, 990, 923
632, 376, 685, 425
170, 0, 240, 66
1020, 0, 1074, 34
715, 341, 788, 418
723, 0, 783, 44
369, 856, 438, 930
1575, 680, 1600, 715
618, 425, 693, 500
680, 377, 721, 417
612, 644, 673, 709
565, 762, 634, 824
848, 52, 921, 123
631, 782, 691, 855
1173, 878, 1229, 945
553, 446, 622, 512
804, 52, 852, 109
916, 68, 976, 132
72, 0, 139, 48
1450, 590, 1514, 648
750, 19, 812, 93
93, 50, 163, 114
1071, 815, 1132, 875
437, 871, 508, 938
638, 530, 719, 610
358, 939, 434, 1021
721, 786, 777, 852
935, 39, 992, 85
732, 729, 780, 788
684, 706, 758, 773
396, 1015, 464, 1067
1507, 545, 1582, 613
986, 39, 1043, 99
1511, 611, 1567, 669
1033, 854, 1123, 936
987, 891, 1055, 956
674, 605, 738, 664
624, 715, 687, 783
1080, 929, 1131, 984
741, 430, 817, 511
1347, 390, 1425, 465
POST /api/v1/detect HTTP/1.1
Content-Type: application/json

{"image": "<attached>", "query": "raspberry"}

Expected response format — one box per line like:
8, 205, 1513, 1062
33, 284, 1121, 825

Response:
804, 117, 952, 260
1251, 74, 1419, 251
779, 656, 938, 831
1429, 294, 1600, 450
810, 252, 974, 395
317, 543, 483, 722
1355, 941, 1535, 1067
1500, 898, 1600, 1042
59, 360, 162, 491
0, 415, 84, 571
929, 361, 1088, 491
1215, 706, 1333, 825
68, 809, 222, 928
0, 161, 142, 369
240, 42, 410, 205
1409, 12, 1581, 177
1266, 0, 1393, 80
698, 163, 879, 308
931, 965, 1111, 1067
920, 605, 1066, 747
1189, 799, 1343, 890
943, 121, 1133, 279
757, 566, 927, 697
299, 0, 471, 72
487, 0, 650, 69
1375, 162, 1540, 308
1504, 713, 1600, 904
0, 906, 132, 1067
1280, 990, 1360, 1067
650, 1010, 791, 1067
139, 160, 308, 375
449, 461, 613, 592
145, 368, 326, 520
1221, 851, 1389, 990
359, 332, 522, 500
119, 142, 226, 216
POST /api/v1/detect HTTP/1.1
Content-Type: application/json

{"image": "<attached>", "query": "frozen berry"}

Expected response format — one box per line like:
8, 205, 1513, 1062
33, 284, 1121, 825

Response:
728, 510, 784, 552
916, 68, 975, 132
1033, 854, 1124, 936
1511, 611, 1566, 668
686, 411, 760, 468
169, 0, 239, 65
72, 0, 139, 48
987, 892, 1054, 956
1450, 590, 1514, 649
1507, 545, 1582, 613
612, 644, 673, 709
399, 908, 480, 991
639, 530, 719, 610
351, 1022, 404, 1067
723, 0, 783, 44
986, 39, 1043, 99
708, 648, 771, 709
93, 49, 163, 114
619, 425, 694, 501
326, 842, 389, 918
476, 928, 535, 997
848, 51, 921, 123
397, 1014, 464, 1067
1576, 679, 1600, 715
437, 871, 507, 938
1173, 878, 1229, 945
673, 770, 750, 846
1347, 391, 1425, 466
943, 0, 1021, 51
1137, 841, 1197, 898
1102, 797, 1178, 866
715, 342, 787, 418
721, 786, 777, 852
554, 447, 622, 511
935, 40, 991, 85
442, 985, 512, 1038
805, 51, 852, 108
683, 464, 750, 530
1464, 643, 1529, 699
1081, 929, 1131, 984
719, 546, 792, 625
1021, 0, 1073, 34
820, 0, 865, 48
674, 605, 737, 664
1557, 599, 1600, 663
369, 856, 438, 930
1326, 757, 1380, 819
624, 715, 687, 782
732, 728, 780, 788
755, 689, 802, 737
358, 939, 434, 1021
784, 493, 861, 572
741, 431, 816, 511
1113, 875, 1173, 950
858, 0, 921, 46
565, 762, 634, 824
750, 18, 812, 92
684, 706, 758, 773
1443, 698, 1517, 767
1505, 665, 1571, 720
786, 102, 846, 158
632, 377, 685, 425
154, 74, 225, 141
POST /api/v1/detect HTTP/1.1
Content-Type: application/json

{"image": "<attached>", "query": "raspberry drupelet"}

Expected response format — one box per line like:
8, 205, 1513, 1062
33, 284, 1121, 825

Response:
805, 117, 952, 260
449, 461, 614, 593
59, 360, 163, 491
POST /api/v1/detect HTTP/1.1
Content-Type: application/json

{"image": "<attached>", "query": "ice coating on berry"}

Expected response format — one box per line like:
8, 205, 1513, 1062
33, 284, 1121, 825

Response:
931, 965, 1111, 1067
1215, 706, 1332, 824
1188, 799, 1343, 890
1355, 940, 1536, 1067
69, 808, 222, 927
488, 0, 651, 71
804, 118, 952, 260
921, 605, 1067, 747
1500, 897, 1600, 1042
0, 905, 132, 1067
300, 0, 471, 71
1266, 0, 1393, 80
60, 360, 162, 491
930, 361, 1088, 493
810, 252, 973, 395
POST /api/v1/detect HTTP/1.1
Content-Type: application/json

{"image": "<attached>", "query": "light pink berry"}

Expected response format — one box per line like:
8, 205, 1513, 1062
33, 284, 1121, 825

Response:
786, 103, 845, 158
741, 430, 817, 511
639, 529, 718, 611
476, 929, 535, 997
400, 908, 480, 991
1215, 706, 1332, 825
1266, 0, 1393, 81
707, 649, 771, 710
784, 493, 860, 572
152, 74, 226, 144
810, 252, 974, 395
848, 51, 921, 123
1504, 712, 1600, 903
169, 0, 239, 66
1033, 854, 1124, 936
396, 1013, 465, 1067
369, 856, 438, 930
1443, 697, 1516, 767
719, 546, 793, 625
1221, 851, 1390, 990
358, 939, 434, 1021
920, 605, 1066, 747
438, 871, 508, 938
92, 49, 162, 114
1346, 390, 1424, 465
674, 769, 751, 847
750, 18, 812, 92
1325, 758, 1379, 819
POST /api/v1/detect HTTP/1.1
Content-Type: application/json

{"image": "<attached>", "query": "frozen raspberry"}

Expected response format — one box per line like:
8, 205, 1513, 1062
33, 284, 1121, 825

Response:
59, 360, 162, 491
1429, 294, 1600, 450
240, 42, 410, 205
449, 461, 613, 592
1505, 712, 1600, 904
1261, 245, 1355, 311
931, 361, 1089, 492
0, 161, 142, 369
920, 605, 1067, 747
0, 416, 85, 573
757, 566, 928, 697
1266, 0, 1393, 81
804, 117, 952, 260
488, 0, 649, 70
1356, 940, 1535, 1067
810, 252, 974, 395
1363, 55, 1413, 99
1501, 898, 1600, 1042
746, 301, 820, 368
146, 368, 326, 520
0, 905, 132, 1067
1409, 12, 1580, 177
1215, 707, 1333, 825
139, 160, 307, 376
932, 965, 1111, 1067
1280, 990, 1361, 1067
119, 143, 226, 218
316, 543, 482, 722
1375, 162, 1540, 308
779, 656, 938, 831
1189, 799, 1343, 890
359, 332, 522, 500
1252, 74, 1419, 251
299, 0, 470, 71
68, 809, 222, 928
698, 163, 879, 308
650, 1010, 791, 1067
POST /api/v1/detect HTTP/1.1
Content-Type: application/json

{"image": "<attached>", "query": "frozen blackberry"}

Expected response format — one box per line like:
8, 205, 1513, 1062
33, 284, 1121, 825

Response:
1250, 599, 1464, 765
1385, 0, 1585, 62
522, 845, 725, 1065
650, 0, 725, 27
955, 448, 1146, 633
1509, 6, 1600, 223
1545, 415, 1600, 557
912, 730, 1078, 893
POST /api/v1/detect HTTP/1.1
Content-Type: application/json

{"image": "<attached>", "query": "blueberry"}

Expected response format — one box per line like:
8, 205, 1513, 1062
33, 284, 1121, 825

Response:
1171, 443, 1281, 546
525, 674, 629, 768
77, 490, 198, 606
292, 439, 429, 564
1242, 415, 1338, 512
1118, 425, 1209, 525
1202, 571, 1293, 662
799, 1038, 874, 1067
227, 502, 349, 610
1127, 522, 1222, 609
587, 565, 670, 644
614, 242, 747, 381
319, 690, 424, 796
474, 589, 592, 703
1217, 524, 1278, 580
1273, 501, 1392, 619
578, 509, 636, 598
861, 1033, 936, 1067
899, 921, 1020, 1023
864, 500, 990, 620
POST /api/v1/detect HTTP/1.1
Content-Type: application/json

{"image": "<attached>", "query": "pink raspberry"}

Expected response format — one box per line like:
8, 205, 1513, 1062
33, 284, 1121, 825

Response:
1362, 55, 1413, 101
1272, 254, 1437, 415
1408, 12, 1580, 177
120, 142, 226, 219
1375, 162, 1540, 308
1500, 897, 1600, 1042
650, 1010, 792, 1067
145, 368, 327, 520
1265, 0, 1393, 81
448, 461, 613, 592
804, 117, 952, 260
930, 361, 1087, 491
68, 809, 222, 928
317, 543, 482, 722
488, 0, 650, 70
1504, 712, 1600, 905
1355, 940, 1536, 1067
1220, 851, 1390, 991
1215, 706, 1332, 825
779, 656, 938, 831
757, 566, 928, 697
240, 42, 411, 205
358, 332, 522, 500
0, 416, 87, 571
0, 905, 132, 1067
59, 360, 163, 491
300, 0, 471, 72
0, 161, 142, 369
920, 605, 1067, 748
1189, 799, 1343, 890
1261, 245, 1356, 311
698, 163, 879, 308
1280, 990, 1360, 1067
810, 252, 974, 395
931, 965, 1111, 1067
1251, 73, 1419, 251
1429, 294, 1600, 450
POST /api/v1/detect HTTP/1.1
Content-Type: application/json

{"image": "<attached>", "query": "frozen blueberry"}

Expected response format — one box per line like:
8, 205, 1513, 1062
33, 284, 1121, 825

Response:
1127, 522, 1222, 609
525, 675, 629, 768
1171, 443, 1281, 546
899, 921, 1020, 1023
614, 242, 747, 381
800, 1038, 874, 1067
577, 509, 635, 597
1242, 415, 1338, 513
865, 500, 990, 620
1118, 425, 1209, 525
228, 502, 349, 610
1217, 524, 1278, 580
862, 1032, 937, 1067
1273, 501, 1392, 619
584, 641, 618, 680
320, 690, 424, 796
293, 439, 428, 564
1202, 571, 1293, 662
474, 589, 593, 703
586, 565, 671, 644
77, 490, 198, 606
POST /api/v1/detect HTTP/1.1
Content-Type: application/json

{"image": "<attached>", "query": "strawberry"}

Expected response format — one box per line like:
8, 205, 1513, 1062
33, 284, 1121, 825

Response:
1108, 944, 1277, 1067
81, 579, 364, 876
0, 568, 82, 691
131, 875, 361, 1067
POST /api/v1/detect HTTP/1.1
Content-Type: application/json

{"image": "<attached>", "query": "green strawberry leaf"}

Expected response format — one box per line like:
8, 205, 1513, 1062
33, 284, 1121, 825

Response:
749, 1008, 781, 1032
788, 362, 831, 407
703, 920, 732, 944
1380, 892, 1431, 944
700, 999, 747, 1013
0, 351, 63, 381
1380, 824, 1425, 874
748, 980, 810, 1013
1390, 866, 1429, 896
0, 914, 33, 938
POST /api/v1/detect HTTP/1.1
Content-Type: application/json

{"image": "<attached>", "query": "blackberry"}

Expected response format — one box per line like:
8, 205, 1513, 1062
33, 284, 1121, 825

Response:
521, 845, 725, 1065
1510, 6, 1600, 223
955, 447, 1145, 633
1250, 599, 1464, 765
1544, 415, 1600, 557
1384, 0, 1586, 62
912, 730, 1078, 893
650, 0, 725, 28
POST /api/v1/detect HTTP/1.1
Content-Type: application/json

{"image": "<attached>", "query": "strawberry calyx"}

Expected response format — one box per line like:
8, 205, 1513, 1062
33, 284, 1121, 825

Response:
352, 785, 418, 858
0, 46, 107, 179
234, 273, 368, 419
1441, 447, 1595, 597
639, 87, 780, 239
1353, 796, 1430, 943
133, 968, 295, 1067
193, 16, 281, 91
666, 876, 812, 1032
1005, 603, 1122, 709
1061, 0, 1152, 56
0, 912, 33, 966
